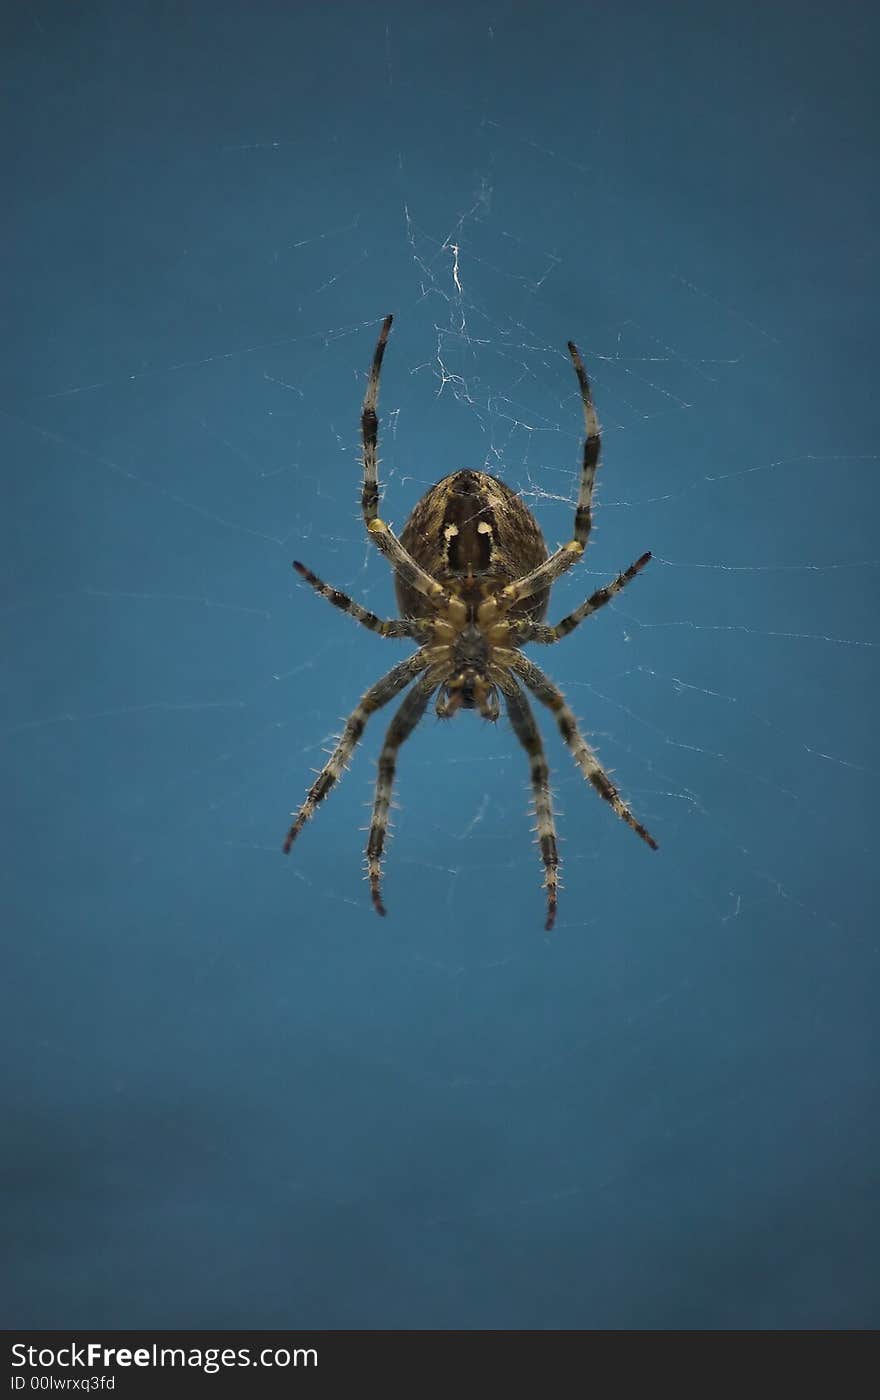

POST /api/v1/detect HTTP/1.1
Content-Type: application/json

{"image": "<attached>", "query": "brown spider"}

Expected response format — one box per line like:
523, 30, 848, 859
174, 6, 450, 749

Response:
284, 316, 657, 930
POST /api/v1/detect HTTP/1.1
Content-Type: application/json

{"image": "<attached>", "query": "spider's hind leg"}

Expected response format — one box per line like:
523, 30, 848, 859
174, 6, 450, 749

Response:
358, 315, 456, 613
499, 339, 601, 610
566, 338, 601, 548
360, 314, 393, 527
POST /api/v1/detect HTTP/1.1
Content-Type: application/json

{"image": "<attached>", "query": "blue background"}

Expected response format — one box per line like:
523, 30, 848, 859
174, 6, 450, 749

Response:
3, 1, 878, 1329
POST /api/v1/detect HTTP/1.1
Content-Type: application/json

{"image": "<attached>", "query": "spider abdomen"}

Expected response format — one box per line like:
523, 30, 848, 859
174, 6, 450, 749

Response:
396, 469, 549, 621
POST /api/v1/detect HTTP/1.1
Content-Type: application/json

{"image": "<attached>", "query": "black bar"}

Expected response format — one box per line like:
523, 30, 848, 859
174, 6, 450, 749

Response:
3, 1327, 866, 1396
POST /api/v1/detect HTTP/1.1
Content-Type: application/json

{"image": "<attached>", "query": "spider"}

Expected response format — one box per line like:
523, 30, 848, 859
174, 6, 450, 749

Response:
283, 315, 657, 930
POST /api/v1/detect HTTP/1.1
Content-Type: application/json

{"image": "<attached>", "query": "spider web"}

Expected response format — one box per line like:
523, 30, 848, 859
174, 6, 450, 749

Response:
12, 253, 870, 933
4, 0, 878, 1330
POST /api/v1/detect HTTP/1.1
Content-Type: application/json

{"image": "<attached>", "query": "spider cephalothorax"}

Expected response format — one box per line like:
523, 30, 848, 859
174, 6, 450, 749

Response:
284, 316, 657, 930
435, 622, 498, 719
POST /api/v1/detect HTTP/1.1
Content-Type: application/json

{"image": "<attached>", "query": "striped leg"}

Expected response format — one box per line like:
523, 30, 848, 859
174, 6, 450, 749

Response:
366, 669, 440, 916
511, 654, 658, 852
514, 553, 652, 644
360, 315, 454, 612
500, 338, 600, 608
567, 339, 601, 546
366, 517, 454, 610
361, 314, 393, 526
498, 674, 560, 931
293, 561, 427, 641
283, 651, 428, 854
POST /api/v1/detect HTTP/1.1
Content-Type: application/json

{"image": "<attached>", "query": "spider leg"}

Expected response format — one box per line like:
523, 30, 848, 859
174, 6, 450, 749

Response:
360, 315, 456, 613
283, 651, 429, 854
509, 653, 658, 851
496, 672, 560, 931
360, 314, 393, 526
292, 561, 428, 641
366, 667, 441, 916
567, 338, 601, 545
499, 339, 600, 608
513, 552, 652, 644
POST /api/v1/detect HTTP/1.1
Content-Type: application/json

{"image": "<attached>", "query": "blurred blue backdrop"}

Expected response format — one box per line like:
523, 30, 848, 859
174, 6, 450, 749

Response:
3, 0, 878, 1329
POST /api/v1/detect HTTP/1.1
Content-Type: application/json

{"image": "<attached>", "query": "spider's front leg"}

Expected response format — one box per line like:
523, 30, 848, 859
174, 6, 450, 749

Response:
507, 652, 658, 852
366, 667, 441, 916
283, 651, 429, 854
